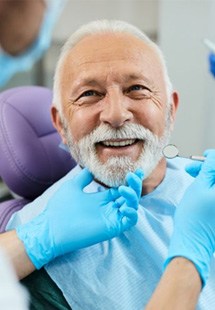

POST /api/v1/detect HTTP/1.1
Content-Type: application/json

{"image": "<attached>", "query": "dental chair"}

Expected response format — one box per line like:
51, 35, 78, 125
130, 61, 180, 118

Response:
0, 86, 76, 232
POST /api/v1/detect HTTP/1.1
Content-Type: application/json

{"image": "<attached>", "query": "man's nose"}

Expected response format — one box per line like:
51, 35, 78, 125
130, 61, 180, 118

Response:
99, 91, 133, 128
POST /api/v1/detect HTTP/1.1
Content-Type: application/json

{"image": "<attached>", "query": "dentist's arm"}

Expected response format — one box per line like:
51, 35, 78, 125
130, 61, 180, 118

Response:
0, 231, 35, 279
146, 257, 201, 310
146, 150, 215, 309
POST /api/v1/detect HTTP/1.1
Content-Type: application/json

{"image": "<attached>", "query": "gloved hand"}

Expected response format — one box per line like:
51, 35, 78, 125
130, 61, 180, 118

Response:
16, 168, 143, 269
209, 53, 215, 78
164, 150, 215, 287
185, 149, 213, 177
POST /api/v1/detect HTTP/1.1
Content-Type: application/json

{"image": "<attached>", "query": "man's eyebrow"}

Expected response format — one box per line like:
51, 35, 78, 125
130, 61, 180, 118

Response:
72, 74, 153, 91
73, 78, 101, 88
123, 74, 152, 84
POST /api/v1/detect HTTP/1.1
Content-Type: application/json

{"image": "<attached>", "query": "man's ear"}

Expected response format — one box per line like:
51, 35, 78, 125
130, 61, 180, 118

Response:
169, 91, 179, 129
51, 106, 67, 144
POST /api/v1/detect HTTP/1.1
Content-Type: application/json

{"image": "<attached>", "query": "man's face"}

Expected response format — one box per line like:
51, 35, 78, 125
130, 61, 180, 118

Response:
53, 33, 178, 187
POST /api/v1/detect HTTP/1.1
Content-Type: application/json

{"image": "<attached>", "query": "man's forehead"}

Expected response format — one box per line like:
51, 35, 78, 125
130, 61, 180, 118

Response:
65, 32, 158, 64
60, 32, 164, 93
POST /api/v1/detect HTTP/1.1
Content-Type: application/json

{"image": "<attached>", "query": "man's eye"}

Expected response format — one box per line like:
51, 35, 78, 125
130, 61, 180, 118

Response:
80, 90, 98, 97
72, 90, 103, 106
128, 85, 144, 91
125, 85, 152, 100
127, 85, 151, 92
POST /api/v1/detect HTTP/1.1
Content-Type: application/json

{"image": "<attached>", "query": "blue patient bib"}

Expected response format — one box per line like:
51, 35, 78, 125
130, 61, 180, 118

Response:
7, 158, 215, 309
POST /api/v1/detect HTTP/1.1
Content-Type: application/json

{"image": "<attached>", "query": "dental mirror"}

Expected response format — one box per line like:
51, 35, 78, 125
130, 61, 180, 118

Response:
162, 144, 179, 159
163, 144, 205, 161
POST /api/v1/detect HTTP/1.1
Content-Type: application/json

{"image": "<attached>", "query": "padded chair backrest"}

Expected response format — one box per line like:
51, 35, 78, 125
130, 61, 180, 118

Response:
0, 198, 29, 233
0, 86, 76, 200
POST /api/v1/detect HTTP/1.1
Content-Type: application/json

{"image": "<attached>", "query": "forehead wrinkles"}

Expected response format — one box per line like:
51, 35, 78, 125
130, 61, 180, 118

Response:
74, 61, 128, 84
63, 32, 161, 72
68, 45, 159, 70
63, 54, 160, 91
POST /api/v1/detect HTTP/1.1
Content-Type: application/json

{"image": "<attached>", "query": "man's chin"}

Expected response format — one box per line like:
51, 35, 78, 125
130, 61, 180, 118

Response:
89, 154, 163, 188
92, 171, 127, 188
85, 157, 137, 188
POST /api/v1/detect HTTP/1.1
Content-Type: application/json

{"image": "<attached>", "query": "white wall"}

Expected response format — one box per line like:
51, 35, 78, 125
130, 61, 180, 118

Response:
45, 0, 159, 87
52, 0, 158, 41
159, 0, 215, 156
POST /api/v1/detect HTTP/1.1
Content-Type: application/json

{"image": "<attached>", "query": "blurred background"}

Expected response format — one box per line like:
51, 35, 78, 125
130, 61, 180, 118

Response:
1, 0, 215, 198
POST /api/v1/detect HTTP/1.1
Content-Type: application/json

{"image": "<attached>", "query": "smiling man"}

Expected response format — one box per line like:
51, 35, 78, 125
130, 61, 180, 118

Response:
51, 22, 178, 192
6, 20, 215, 309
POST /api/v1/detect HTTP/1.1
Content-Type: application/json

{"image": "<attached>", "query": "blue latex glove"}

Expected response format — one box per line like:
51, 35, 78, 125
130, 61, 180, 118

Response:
16, 168, 143, 269
164, 150, 215, 287
185, 149, 214, 177
209, 53, 215, 78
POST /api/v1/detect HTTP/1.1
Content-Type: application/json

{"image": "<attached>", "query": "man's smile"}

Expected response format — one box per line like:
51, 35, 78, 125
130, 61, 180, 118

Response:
95, 139, 143, 161
98, 138, 139, 147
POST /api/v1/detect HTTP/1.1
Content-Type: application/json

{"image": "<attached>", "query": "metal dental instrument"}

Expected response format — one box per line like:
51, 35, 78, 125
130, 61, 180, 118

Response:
162, 144, 206, 161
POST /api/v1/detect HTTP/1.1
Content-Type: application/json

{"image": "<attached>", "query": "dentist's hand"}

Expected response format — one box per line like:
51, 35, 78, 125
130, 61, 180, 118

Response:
164, 150, 215, 287
16, 168, 143, 269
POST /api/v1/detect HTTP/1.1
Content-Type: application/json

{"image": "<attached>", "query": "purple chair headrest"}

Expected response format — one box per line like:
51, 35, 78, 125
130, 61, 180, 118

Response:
0, 198, 30, 233
0, 86, 76, 199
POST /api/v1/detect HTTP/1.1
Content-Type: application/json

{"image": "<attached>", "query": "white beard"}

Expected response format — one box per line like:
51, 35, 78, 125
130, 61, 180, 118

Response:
64, 121, 171, 188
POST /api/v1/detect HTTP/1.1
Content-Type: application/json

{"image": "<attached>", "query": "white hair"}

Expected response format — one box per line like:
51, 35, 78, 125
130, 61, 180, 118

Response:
53, 19, 173, 113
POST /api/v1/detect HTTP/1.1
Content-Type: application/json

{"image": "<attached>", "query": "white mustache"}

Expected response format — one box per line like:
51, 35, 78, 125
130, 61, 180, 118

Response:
86, 123, 158, 144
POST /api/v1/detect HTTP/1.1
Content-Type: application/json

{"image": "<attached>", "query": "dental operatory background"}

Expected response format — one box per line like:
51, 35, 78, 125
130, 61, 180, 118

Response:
0, 0, 215, 198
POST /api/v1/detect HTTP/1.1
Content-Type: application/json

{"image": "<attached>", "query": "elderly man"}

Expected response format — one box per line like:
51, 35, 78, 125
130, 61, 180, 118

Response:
5, 20, 215, 309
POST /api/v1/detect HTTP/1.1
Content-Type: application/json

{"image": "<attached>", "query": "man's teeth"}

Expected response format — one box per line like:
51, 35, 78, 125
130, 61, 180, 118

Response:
102, 139, 136, 147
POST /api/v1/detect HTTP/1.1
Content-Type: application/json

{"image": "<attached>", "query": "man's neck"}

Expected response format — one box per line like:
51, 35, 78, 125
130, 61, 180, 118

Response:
141, 158, 167, 195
